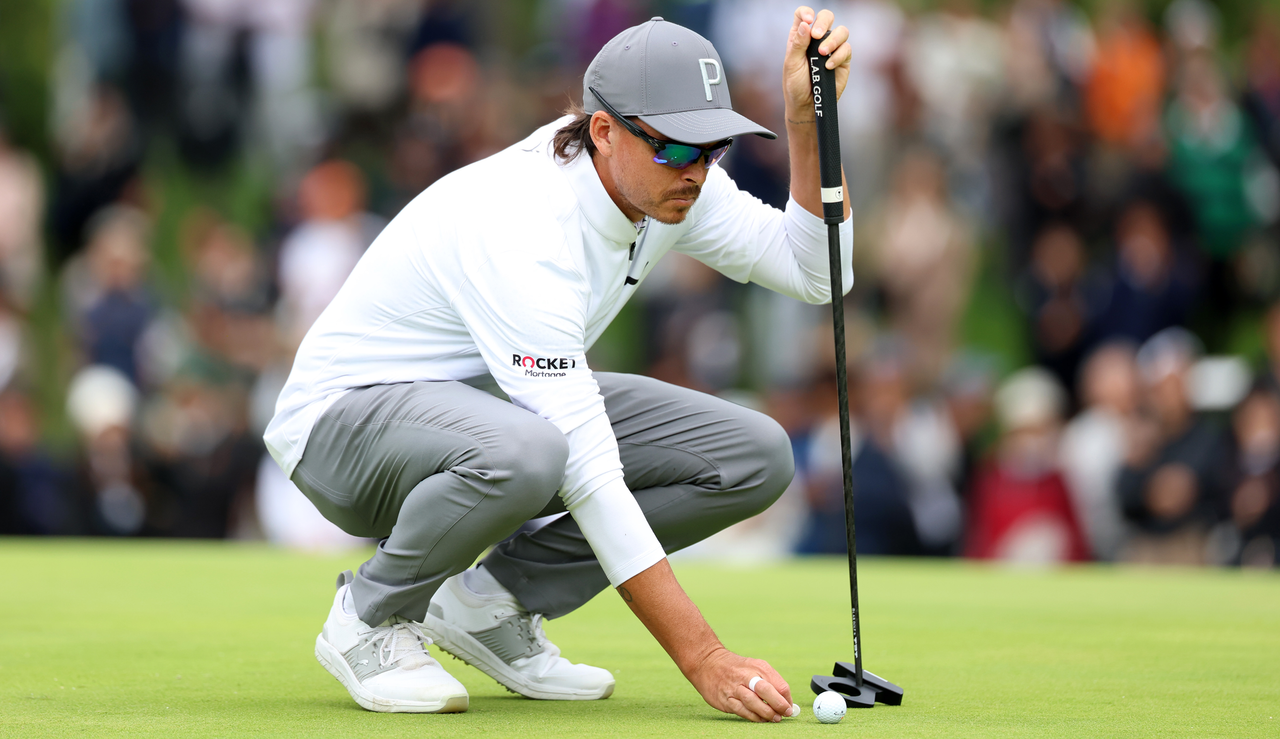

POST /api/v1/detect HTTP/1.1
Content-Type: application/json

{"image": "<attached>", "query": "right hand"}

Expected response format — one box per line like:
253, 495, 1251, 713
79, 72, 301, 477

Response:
685, 647, 794, 723
782, 7, 852, 117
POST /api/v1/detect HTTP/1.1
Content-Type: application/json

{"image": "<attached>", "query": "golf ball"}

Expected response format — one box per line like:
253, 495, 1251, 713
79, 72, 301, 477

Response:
813, 691, 847, 724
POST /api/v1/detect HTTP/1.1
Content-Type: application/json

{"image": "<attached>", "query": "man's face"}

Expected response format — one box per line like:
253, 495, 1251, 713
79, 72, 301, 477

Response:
595, 113, 711, 225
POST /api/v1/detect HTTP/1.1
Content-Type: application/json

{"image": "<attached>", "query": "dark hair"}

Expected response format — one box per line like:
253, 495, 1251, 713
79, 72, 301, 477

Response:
552, 102, 598, 164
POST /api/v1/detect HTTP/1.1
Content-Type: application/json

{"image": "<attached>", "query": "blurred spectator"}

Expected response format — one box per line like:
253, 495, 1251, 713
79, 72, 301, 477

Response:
123, 0, 186, 134
178, 0, 322, 175
0, 299, 24, 392
181, 211, 276, 375
382, 40, 513, 212
536, 0, 648, 70
1060, 342, 1139, 560
59, 0, 134, 88
0, 437, 22, 535
798, 368, 920, 556
1095, 201, 1196, 347
903, 0, 1005, 216
1262, 301, 1280, 396
185, 213, 267, 309
65, 365, 153, 536
1162, 0, 1219, 61
965, 367, 1088, 563
722, 81, 789, 210
48, 84, 143, 261
1016, 222, 1107, 397
856, 339, 962, 555
1214, 386, 1280, 568
140, 370, 260, 538
831, 0, 906, 215
1084, 3, 1164, 148
0, 121, 45, 310
173, 1, 248, 169
1002, 0, 1095, 112
1118, 329, 1225, 564
62, 206, 157, 386
58, 0, 184, 134
408, 0, 474, 53
1000, 104, 1088, 268
865, 149, 976, 385
1165, 51, 1278, 316
939, 353, 997, 503
0, 390, 69, 535
1242, 10, 1280, 171
276, 159, 382, 346
638, 254, 742, 392
323, 0, 424, 120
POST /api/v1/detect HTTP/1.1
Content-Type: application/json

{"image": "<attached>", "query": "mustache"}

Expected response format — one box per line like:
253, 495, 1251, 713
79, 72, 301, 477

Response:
665, 186, 701, 200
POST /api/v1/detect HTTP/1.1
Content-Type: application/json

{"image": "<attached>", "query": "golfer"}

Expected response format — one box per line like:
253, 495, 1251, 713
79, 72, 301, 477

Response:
265, 8, 852, 723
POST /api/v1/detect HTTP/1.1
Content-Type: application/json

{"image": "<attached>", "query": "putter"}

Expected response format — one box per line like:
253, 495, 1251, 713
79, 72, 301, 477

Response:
805, 32, 905, 710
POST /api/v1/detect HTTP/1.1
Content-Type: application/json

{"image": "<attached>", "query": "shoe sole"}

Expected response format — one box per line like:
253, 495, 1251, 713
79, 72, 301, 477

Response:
424, 614, 615, 701
315, 635, 469, 713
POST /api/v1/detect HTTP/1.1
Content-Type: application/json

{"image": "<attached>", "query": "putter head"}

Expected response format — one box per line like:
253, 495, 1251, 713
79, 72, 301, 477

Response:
811, 672, 877, 708
834, 662, 904, 706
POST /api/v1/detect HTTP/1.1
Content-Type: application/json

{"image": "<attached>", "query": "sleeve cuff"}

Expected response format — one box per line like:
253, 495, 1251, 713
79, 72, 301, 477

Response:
784, 194, 854, 233
566, 476, 667, 586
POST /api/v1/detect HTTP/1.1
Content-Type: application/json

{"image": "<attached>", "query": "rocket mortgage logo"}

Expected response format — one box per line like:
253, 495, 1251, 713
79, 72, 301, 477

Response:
513, 353, 577, 377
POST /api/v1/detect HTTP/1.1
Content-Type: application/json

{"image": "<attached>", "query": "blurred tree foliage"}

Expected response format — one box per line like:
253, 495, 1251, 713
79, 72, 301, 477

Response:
0, 0, 56, 163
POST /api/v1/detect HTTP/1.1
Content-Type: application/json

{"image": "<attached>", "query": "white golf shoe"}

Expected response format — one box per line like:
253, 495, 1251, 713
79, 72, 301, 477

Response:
424, 571, 615, 700
314, 572, 468, 713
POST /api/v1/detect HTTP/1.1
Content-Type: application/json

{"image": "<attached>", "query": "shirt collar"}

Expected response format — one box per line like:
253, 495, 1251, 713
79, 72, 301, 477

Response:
562, 149, 638, 246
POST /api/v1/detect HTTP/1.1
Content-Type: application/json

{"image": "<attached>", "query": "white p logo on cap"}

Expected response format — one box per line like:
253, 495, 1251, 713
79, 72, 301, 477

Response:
699, 58, 721, 102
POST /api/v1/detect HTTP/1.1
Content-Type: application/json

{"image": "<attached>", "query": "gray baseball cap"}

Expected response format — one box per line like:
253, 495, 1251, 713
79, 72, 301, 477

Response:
583, 17, 777, 143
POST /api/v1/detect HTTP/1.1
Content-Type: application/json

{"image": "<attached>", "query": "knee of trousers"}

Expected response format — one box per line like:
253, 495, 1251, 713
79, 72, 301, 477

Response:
733, 412, 796, 512
483, 413, 569, 517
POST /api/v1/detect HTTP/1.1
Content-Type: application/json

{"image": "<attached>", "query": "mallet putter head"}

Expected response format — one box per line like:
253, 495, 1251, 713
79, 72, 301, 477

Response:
834, 662, 904, 706
810, 672, 877, 709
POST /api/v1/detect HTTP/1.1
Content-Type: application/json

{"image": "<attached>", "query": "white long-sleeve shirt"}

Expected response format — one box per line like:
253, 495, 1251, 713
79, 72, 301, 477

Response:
264, 116, 853, 586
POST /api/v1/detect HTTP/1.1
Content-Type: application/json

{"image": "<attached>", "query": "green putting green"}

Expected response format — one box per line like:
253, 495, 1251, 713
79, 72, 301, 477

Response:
1, 539, 1276, 737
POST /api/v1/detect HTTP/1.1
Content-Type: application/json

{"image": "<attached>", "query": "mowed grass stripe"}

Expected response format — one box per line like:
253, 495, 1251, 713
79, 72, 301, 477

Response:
0, 540, 1276, 737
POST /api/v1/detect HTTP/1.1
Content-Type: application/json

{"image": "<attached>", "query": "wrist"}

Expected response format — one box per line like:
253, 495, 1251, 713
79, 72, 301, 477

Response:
678, 641, 728, 679
784, 101, 816, 125
784, 109, 820, 133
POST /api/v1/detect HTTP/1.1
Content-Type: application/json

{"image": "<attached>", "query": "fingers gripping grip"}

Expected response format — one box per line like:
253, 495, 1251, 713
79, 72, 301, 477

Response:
806, 32, 843, 224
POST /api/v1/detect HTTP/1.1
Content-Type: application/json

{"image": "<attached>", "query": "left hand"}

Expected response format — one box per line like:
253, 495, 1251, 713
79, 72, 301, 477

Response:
782, 7, 852, 119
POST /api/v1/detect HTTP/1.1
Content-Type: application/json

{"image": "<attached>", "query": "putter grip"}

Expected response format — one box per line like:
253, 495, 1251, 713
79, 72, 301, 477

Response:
806, 33, 843, 224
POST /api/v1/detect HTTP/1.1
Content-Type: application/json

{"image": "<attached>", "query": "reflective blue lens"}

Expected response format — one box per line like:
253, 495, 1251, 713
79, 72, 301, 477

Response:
652, 140, 733, 170
652, 144, 704, 168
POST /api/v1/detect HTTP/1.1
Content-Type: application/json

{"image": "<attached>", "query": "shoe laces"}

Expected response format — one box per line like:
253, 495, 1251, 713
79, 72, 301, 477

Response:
361, 619, 434, 670
511, 612, 569, 678
528, 613, 549, 649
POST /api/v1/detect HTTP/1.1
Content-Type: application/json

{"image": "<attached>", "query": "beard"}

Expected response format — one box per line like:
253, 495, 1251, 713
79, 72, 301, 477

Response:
616, 171, 702, 225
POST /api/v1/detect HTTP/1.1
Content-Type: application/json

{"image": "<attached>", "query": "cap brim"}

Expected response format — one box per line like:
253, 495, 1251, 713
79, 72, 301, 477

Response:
638, 108, 777, 143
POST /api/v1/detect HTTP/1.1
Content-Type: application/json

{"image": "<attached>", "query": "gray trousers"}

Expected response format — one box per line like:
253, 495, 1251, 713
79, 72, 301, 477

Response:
291, 373, 794, 626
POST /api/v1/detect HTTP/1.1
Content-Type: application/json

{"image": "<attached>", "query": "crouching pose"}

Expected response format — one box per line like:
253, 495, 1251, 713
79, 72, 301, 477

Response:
265, 7, 853, 723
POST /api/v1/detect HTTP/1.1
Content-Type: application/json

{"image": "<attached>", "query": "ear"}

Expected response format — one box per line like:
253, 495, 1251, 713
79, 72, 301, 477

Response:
589, 111, 615, 158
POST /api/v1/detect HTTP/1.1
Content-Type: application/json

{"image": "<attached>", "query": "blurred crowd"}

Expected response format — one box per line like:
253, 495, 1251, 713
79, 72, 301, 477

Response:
1, 0, 1279, 569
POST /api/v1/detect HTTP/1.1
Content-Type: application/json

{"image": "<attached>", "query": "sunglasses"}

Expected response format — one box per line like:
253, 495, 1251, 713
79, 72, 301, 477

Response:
589, 87, 733, 170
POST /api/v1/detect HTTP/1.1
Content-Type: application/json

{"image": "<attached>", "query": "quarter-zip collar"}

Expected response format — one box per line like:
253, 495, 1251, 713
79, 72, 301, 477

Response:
562, 150, 637, 247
